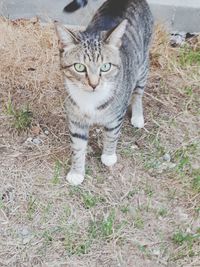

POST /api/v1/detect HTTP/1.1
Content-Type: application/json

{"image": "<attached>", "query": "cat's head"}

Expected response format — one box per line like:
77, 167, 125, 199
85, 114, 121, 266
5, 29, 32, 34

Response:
55, 20, 127, 93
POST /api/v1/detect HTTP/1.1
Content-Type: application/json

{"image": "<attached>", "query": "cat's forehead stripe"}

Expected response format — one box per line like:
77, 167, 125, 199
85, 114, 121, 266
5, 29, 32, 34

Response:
80, 33, 102, 62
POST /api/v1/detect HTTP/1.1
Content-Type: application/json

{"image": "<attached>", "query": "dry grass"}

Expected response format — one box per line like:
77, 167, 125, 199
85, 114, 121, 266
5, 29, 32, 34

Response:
0, 18, 200, 267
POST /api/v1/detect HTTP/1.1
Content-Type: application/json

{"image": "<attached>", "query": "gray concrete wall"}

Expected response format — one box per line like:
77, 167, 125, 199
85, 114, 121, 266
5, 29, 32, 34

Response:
1, 0, 200, 32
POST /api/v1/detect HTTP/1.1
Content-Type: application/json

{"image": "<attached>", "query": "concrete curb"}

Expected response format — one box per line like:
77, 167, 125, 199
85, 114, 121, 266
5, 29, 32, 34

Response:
149, 0, 200, 32
1, 0, 200, 32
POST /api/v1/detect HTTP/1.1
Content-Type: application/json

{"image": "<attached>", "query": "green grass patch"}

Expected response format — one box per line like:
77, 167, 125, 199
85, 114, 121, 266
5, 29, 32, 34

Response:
88, 210, 116, 239
134, 214, 144, 229
62, 210, 121, 255
27, 195, 37, 220
120, 205, 130, 214
0, 194, 4, 209
5, 98, 32, 131
173, 143, 200, 192
82, 192, 99, 209
171, 229, 200, 261
184, 86, 194, 97
192, 170, 200, 193
51, 160, 62, 184
64, 229, 91, 255
120, 147, 134, 158
172, 230, 200, 246
157, 208, 168, 217
173, 143, 198, 172
69, 187, 105, 209
179, 46, 200, 67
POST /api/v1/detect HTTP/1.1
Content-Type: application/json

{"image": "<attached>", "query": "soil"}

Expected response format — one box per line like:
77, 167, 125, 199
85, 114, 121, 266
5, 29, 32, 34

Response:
0, 18, 200, 267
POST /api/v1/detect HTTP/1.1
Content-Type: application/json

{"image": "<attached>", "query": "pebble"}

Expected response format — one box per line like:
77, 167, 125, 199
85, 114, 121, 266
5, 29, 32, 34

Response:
170, 32, 197, 47
163, 153, 171, 162
21, 227, 30, 237
2, 186, 15, 202
25, 137, 42, 145
17, 226, 33, 244
44, 129, 49, 135
26, 137, 33, 143
131, 144, 139, 150
176, 207, 189, 222
32, 137, 42, 145
152, 248, 161, 256
170, 32, 186, 47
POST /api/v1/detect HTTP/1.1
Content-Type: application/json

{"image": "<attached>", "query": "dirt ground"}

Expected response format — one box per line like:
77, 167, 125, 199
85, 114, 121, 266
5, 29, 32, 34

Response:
0, 18, 200, 267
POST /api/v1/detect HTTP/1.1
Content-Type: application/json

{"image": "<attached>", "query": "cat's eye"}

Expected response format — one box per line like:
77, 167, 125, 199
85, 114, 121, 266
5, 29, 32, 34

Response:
100, 63, 111, 72
74, 63, 86, 73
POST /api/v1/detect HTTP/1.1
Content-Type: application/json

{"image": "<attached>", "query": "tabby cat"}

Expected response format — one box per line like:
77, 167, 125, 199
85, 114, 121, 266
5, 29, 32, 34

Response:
55, 0, 153, 185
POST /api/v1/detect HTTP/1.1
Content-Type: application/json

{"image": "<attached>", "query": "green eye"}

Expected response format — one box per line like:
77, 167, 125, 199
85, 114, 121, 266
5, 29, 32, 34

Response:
100, 63, 111, 72
74, 63, 86, 72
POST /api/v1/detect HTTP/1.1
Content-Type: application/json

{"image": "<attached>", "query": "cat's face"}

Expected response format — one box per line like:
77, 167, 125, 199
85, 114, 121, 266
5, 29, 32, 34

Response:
55, 21, 127, 94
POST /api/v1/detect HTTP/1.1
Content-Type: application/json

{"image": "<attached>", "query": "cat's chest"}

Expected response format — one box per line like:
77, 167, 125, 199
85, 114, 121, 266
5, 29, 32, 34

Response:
68, 82, 112, 123
67, 84, 113, 123
74, 95, 100, 119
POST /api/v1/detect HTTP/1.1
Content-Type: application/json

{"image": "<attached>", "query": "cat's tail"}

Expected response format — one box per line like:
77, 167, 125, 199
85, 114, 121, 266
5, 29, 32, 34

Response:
63, 0, 88, 13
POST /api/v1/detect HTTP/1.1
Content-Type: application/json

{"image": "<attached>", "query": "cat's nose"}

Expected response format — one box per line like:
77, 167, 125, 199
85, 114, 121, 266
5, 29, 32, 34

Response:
87, 74, 99, 91
88, 81, 98, 91
90, 84, 97, 90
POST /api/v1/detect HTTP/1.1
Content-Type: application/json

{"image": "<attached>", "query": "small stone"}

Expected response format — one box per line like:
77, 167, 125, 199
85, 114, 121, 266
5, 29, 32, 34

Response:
44, 129, 49, 135
21, 227, 30, 237
170, 32, 186, 47
131, 144, 139, 150
152, 248, 161, 256
17, 226, 33, 244
176, 207, 189, 222
163, 153, 171, 162
129, 206, 137, 217
2, 186, 15, 202
32, 137, 42, 145
26, 137, 33, 143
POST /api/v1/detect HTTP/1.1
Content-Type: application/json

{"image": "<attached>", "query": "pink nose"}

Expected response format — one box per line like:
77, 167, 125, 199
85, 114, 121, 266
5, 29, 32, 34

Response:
88, 82, 98, 90
91, 84, 97, 90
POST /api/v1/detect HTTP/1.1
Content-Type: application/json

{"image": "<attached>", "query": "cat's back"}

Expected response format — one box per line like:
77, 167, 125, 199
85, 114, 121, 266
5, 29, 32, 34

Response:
86, 0, 153, 34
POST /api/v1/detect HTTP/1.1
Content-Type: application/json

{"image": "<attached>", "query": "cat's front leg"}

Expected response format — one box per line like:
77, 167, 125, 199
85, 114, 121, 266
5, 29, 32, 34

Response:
101, 120, 123, 167
66, 120, 89, 185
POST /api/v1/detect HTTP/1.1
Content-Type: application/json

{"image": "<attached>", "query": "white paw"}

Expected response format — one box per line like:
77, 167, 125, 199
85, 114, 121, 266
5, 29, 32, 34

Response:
101, 154, 117, 167
66, 171, 84, 186
131, 116, 144, 128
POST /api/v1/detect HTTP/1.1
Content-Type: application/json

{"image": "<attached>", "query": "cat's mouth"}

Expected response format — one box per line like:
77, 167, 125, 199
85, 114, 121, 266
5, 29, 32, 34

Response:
84, 84, 100, 93
84, 88, 98, 93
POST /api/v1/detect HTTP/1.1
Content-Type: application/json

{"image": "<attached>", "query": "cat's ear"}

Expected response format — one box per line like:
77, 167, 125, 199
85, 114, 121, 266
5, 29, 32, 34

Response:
54, 22, 79, 50
105, 19, 128, 48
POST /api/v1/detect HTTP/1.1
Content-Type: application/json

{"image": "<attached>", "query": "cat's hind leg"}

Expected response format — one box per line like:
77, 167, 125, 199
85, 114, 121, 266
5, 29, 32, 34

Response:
131, 86, 145, 128
131, 63, 149, 128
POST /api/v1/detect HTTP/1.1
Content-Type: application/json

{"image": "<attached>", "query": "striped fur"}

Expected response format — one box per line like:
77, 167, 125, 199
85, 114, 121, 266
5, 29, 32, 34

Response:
55, 0, 154, 185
